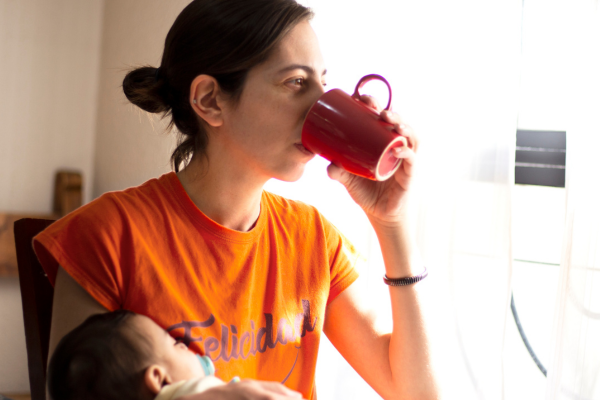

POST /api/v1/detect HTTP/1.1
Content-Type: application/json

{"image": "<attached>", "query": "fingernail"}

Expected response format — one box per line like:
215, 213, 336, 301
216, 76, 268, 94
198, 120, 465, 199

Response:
392, 147, 403, 157
230, 376, 241, 383
399, 124, 406, 130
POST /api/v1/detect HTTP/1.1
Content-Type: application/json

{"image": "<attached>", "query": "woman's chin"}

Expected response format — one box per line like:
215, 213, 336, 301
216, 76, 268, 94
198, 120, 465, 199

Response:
272, 163, 308, 183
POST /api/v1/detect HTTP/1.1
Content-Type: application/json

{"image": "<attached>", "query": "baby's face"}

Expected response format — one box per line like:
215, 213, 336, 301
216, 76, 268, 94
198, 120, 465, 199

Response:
134, 314, 205, 382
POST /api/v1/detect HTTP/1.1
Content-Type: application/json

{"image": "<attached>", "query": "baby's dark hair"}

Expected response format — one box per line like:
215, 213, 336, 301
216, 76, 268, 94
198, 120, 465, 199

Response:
47, 310, 154, 400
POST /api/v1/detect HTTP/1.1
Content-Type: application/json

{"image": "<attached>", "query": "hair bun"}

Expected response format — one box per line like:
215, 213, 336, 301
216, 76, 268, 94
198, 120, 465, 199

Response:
122, 66, 169, 113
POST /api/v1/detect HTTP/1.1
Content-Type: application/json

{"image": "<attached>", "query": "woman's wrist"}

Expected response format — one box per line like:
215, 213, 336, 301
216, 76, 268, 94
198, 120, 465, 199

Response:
369, 216, 421, 278
367, 211, 414, 248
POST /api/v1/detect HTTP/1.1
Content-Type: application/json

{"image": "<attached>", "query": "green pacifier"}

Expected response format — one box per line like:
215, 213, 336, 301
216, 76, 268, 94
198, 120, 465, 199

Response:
196, 355, 215, 376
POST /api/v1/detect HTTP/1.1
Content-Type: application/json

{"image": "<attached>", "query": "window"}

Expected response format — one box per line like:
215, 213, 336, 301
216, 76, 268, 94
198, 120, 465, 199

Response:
515, 129, 566, 188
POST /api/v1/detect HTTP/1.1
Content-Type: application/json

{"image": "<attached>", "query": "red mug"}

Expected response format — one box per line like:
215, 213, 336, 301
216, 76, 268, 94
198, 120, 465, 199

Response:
302, 74, 404, 181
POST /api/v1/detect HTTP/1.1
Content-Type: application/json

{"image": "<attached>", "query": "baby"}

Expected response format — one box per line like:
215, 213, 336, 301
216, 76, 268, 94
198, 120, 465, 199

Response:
48, 310, 233, 400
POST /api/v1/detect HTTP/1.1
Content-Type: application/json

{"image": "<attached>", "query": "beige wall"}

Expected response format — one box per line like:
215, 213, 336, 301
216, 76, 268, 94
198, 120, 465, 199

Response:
0, 0, 104, 393
0, 0, 197, 393
92, 0, 189, 197
0, 0, 104, 212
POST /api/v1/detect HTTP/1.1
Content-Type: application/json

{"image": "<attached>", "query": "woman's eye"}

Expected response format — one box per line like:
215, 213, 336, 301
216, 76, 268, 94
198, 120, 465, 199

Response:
287, 78, 305, 88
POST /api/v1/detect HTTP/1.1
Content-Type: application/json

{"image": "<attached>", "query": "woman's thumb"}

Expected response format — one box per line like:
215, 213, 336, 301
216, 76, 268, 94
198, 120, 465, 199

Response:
327, 163, 351, 186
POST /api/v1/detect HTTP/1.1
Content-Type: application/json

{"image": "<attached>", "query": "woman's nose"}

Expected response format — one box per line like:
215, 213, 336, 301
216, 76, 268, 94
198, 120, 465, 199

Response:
308, 82, 326, 105
316, 81, 326, 96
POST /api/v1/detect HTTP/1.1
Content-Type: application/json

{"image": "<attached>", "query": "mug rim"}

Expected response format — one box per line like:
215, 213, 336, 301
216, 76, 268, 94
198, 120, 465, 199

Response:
375, 136, 404, 181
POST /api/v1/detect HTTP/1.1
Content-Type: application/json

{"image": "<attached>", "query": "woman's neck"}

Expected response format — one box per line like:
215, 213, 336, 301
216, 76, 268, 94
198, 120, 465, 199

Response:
176, 153, 266, 232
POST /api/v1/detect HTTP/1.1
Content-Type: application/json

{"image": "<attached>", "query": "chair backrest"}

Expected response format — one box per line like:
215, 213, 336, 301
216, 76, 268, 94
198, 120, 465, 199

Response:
14, 218, 56, 400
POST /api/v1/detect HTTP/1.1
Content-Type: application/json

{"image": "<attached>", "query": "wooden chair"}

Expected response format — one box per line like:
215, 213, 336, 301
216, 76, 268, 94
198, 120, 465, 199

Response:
14, 218, 56, 400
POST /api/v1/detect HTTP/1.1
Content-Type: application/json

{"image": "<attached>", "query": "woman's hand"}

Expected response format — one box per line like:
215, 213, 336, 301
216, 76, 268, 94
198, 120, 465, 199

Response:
327, 95, 418, 228
179, 379, 305, 400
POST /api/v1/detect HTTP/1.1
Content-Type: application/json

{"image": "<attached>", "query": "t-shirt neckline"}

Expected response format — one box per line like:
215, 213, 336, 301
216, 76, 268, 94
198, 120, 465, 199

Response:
162, 172, 267, 243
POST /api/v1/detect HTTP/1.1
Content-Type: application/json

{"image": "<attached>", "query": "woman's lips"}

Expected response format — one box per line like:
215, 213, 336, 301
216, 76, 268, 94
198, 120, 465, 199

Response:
294, 142, 314, 156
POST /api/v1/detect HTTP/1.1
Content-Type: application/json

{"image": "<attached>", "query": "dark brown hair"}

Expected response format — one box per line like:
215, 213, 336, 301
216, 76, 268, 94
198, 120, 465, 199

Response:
47, 310, 154, 400
123, 0, 313, 172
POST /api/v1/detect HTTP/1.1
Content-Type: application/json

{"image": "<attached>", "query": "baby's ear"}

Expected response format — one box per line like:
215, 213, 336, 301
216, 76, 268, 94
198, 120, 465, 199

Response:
144, 365, 171, 394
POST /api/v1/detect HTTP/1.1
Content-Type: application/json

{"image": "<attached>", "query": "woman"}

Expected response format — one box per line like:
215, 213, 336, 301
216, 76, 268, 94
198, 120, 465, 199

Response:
34, 0, 438, 399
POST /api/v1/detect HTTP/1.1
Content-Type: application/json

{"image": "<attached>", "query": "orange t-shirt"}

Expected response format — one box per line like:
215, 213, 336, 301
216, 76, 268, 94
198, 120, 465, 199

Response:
34, 172, 360, 398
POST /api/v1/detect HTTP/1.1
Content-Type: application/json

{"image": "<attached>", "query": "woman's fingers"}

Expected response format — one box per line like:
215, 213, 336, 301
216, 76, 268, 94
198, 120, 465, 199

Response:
326, 162, 352, 186
355, 94, 383, 113
354, 95, 419, 155
394, 146, 417, 190
236, 380, 303, 399
180, 379, 305, 400
252, 381, 302, 398
380, 110, 419, 153
395, 145, 416, 172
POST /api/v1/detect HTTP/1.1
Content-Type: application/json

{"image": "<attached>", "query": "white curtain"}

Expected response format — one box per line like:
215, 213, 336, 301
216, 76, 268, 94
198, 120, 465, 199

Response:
546, 1, 600, 399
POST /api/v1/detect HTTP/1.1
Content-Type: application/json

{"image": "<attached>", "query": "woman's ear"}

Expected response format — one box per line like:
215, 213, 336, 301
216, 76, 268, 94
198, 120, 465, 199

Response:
189, 75, 224, 128
144, 365, 172, 395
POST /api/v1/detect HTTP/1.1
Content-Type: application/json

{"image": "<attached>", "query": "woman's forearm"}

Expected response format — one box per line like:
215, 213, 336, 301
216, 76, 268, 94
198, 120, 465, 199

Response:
370, 219, 440, 400
48, 267, 109, 362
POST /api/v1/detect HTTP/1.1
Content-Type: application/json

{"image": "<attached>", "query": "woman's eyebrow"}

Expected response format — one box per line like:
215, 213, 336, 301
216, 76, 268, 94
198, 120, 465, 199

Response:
276, 64, 327, 76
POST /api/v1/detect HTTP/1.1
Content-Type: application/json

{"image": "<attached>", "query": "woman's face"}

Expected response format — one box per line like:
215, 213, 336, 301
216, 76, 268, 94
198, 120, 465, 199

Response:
218, 20, 327, 182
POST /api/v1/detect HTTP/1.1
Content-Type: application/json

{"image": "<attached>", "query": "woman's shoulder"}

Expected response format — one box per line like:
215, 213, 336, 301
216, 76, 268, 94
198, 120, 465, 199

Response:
101, 172, 175, 205
262, 190, 335, 233
262, 190, 319, 216
82, 173, 175, 213
45, 173, 176, 234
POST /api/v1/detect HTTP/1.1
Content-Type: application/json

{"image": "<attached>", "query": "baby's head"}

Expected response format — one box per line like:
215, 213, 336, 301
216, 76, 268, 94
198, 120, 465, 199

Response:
48, 310, 207, 400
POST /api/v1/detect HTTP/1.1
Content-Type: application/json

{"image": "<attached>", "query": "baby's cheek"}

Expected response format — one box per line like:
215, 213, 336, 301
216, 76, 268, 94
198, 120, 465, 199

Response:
185, 353, 205, 378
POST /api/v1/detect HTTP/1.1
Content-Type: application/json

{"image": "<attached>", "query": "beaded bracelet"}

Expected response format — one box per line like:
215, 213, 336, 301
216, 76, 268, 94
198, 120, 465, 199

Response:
383, 266, 428, 286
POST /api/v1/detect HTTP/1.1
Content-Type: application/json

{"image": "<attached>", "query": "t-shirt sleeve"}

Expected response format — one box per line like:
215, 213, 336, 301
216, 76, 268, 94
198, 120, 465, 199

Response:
33, 193, 126, 311
320, 216, 362, 305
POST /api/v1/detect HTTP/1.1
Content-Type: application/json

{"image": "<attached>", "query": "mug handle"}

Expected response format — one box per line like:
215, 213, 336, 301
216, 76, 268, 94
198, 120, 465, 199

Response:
352, 74, 393, 111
